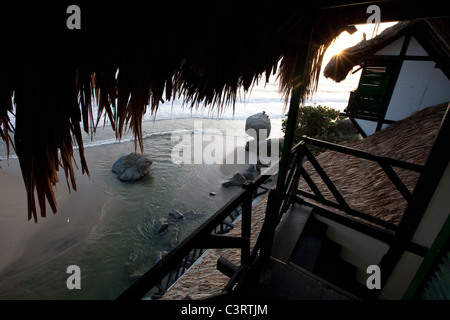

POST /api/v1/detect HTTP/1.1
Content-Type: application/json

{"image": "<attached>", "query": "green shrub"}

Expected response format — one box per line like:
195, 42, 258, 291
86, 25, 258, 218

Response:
282, 104, 342, 141
281, 104, 346, 155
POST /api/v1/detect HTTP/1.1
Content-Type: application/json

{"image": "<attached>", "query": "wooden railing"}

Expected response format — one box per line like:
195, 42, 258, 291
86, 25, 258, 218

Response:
282, 136, 424, 232
117, 174, 272, 300
117, 134, 426, 300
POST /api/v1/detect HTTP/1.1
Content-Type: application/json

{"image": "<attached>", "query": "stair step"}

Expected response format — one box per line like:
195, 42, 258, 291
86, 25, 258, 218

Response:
313, 238, 342, 277
271, 203, 313, 263
290, 216, 328, 272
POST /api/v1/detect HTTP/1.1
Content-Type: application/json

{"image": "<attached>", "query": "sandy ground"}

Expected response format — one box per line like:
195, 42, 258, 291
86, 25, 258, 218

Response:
0, 156, 108, 278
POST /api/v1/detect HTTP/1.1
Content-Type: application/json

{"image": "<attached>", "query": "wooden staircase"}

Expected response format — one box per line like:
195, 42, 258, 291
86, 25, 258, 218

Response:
230, 200, 360, 300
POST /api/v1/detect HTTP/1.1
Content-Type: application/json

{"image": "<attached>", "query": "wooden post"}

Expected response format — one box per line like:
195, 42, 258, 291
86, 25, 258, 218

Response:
241, 180, 253, 266
265, 41, 308, 263
275, 85, 302, 200
378, 103, 450, 292
259, 188, 281, 262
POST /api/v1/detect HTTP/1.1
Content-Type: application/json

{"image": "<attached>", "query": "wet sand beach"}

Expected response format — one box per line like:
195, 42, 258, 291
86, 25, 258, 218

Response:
0, 156, 108, 280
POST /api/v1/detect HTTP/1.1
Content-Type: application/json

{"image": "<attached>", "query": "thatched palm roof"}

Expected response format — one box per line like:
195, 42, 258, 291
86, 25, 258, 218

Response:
323, 18, 450, 82
299, 102, 448, 226
0, 2, 352, 222
0, 2, 446, 222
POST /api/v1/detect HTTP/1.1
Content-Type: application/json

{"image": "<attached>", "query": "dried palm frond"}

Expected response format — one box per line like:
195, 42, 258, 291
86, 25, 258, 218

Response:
0, 64, 15, 158
0, 2, 354, 221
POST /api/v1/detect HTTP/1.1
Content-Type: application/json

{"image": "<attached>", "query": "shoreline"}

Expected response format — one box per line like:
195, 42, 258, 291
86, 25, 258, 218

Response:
0, 116, 282, 299
0, 153, 109, 281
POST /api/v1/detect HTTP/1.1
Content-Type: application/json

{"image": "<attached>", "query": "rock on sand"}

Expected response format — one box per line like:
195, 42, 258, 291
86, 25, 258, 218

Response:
112, 152, 153, 181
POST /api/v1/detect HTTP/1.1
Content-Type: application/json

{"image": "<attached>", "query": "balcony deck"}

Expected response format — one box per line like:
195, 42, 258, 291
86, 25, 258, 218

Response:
230, 201, 358, 300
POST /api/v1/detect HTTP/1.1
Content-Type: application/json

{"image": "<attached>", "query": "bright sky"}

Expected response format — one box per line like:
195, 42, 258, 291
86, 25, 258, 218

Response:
324, 22, 399, 61
309, 21, 398, 109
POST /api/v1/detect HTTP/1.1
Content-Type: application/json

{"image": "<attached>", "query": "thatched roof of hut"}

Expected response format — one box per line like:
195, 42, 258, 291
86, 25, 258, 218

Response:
299, 102, 448, 226
0, 1, 446, 222
323, 18, 450, 82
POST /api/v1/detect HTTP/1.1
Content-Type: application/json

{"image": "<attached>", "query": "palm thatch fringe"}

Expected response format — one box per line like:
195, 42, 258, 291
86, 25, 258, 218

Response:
298, 103, 448, 226
323, 21, 414, 83
323, 18, 450, 83
0, 2, 359, 222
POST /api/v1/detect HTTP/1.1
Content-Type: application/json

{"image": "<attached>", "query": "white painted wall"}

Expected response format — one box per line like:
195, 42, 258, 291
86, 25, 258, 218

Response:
418, 70, 450, 111
374, 36, 404, 56
378, 251, 424, 299
406, 36, 429, 56
355, 118, 377, 136
314, 214, 389, 286
310, 141, 450, 299
385, 60, 450, 121
358, 35, 450, 136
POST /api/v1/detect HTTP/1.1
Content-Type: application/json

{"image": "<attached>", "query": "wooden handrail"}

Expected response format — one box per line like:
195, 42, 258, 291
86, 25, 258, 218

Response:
294, 136, 423, 231
302, 136, 424, 172
117, 174, 271, 300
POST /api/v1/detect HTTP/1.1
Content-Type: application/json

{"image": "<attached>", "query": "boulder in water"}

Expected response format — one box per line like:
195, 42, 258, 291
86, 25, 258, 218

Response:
112, 152, 153, 182
155, 218, 169, 233
169, 209, 184, 219
222, 172, 248, 188
245, 111, 271, 140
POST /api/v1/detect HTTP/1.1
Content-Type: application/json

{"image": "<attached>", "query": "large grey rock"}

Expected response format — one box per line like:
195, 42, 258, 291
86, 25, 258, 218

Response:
245, 138, 281, 155
169, 209, 184, 219
222, 172, 248, 188
243, 172, 254, 180
155, 218, 169, 233
245, 164, 255, 172
112, 152, 153, 181
245, 111, 271, 140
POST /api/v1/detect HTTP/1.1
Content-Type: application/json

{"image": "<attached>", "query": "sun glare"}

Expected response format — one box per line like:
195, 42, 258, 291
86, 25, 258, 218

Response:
324, 22, 398, 61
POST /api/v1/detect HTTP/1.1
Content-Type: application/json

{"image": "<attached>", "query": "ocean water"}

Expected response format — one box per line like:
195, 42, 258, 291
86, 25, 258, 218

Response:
0, 72, 360, 299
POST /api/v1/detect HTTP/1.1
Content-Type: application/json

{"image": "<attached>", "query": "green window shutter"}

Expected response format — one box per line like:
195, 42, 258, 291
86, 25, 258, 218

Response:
404, 214, 450, 300
348, 60, 395, 118
417, 249, 450, 300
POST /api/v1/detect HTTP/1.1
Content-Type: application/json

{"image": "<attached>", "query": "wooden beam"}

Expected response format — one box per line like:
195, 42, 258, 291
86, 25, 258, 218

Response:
275, 85, 303, 201
302, 136, 424, 172
297, 189, 397, 231
217, 256, 239, 278
379, 162, 412, 202
301, 197, 428, 256
300, 166, 326, 202
378, 103, 450, 291
303, 146, 350, 209
193, 234, 249, 249
241, 180, 253, 265
376, 34, 411, 132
